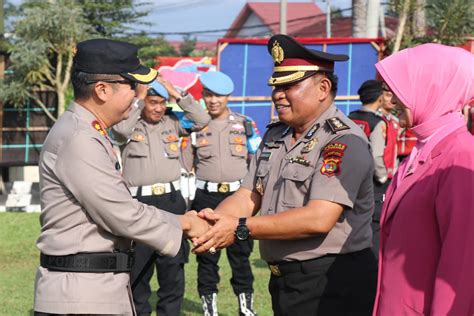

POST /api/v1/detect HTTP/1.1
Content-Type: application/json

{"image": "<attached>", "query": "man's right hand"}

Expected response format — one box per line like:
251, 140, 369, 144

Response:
179, 210, 211, 239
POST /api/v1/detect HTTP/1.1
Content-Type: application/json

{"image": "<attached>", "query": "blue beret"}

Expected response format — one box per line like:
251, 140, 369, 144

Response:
147, 81, 169, 100
200, 71, 234, 95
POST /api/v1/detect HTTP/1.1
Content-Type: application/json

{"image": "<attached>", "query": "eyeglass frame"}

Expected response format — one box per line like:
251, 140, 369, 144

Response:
86, 79, 138, 91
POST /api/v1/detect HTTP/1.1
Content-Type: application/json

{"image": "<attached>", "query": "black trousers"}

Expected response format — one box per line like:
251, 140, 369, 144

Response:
372, 179, 391, 260
269, 248, 377, 316
191, 188, 254, 296
131, 190, 189, 316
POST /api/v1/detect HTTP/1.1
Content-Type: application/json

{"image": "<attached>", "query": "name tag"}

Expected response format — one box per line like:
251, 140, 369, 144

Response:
260, 152, 272, 161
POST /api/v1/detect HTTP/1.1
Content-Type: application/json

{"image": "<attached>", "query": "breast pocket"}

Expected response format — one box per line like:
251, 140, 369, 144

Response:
127, 132, 148, 158
280, 163, 314, 207
162, 133, 180, 159
229, 135, 248, 158
196, 140, 213, 159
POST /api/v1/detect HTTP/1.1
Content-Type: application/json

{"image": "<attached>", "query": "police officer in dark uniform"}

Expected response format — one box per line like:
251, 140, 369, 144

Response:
184, 71, 261, 316
111, 79, 210, 316
192, 34, 377, 316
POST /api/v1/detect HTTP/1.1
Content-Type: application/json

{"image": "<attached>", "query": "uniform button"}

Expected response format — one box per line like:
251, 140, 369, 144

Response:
294, 172, 298, 178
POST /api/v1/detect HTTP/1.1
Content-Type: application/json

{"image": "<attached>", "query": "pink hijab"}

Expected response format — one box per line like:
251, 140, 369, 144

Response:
376, 44, 474, 180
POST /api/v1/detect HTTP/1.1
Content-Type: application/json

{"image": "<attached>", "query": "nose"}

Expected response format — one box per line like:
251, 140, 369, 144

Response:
272, 88, 285, 101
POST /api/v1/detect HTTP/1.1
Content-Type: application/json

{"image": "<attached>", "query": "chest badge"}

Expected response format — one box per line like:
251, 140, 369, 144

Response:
168, 143, 179, 152
235, 144, 244, 152
198, 139, 209, 146
301, 138, 318, 153
132, 133, 145, 142
166, 134, 179, 142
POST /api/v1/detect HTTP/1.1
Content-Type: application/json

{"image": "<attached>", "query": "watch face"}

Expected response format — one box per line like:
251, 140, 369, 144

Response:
236, 225, 250, 241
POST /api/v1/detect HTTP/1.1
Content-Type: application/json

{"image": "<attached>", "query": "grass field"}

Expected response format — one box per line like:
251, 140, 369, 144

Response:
0, 212, 272, 315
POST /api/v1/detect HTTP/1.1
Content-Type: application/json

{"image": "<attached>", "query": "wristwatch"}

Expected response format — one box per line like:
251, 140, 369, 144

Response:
235, 217, 250, 241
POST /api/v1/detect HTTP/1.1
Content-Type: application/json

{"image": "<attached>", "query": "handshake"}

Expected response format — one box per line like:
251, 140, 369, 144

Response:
180, 209, 241, 255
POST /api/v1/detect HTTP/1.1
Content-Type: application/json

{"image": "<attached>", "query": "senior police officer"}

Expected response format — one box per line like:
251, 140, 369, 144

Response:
111, 78, 210, 316
34, 39, 209, 316
193, 34, 378, 315
184, 71, 261, 316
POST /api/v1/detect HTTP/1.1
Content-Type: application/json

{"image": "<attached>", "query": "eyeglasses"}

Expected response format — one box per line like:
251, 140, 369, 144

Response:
86, 79, 138, 90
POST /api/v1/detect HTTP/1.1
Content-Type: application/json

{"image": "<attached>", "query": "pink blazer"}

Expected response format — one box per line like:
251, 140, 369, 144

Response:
373, 128, 474, 316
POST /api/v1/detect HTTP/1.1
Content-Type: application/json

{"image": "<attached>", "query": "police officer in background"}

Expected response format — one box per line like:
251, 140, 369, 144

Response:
184, 71, 261, 316
349, 80, 397, 257
111, 78, 210, 316
34, 39, 209, 315
192, 34, 377, 316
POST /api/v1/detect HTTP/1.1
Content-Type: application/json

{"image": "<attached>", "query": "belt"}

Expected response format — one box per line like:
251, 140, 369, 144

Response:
40, 252, 134, 273
268, 255, 338, 277
129, 179, 180, 197
196, 179, 241, 193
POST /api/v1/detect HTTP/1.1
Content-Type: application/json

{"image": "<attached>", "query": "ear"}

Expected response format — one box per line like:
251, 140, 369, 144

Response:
93, 82, 111, 103
317, 77, 332, 101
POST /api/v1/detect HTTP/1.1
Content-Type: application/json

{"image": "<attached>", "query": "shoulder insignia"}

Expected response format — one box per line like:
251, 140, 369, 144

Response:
326, 117, 350, 133
320, 142, 347, 177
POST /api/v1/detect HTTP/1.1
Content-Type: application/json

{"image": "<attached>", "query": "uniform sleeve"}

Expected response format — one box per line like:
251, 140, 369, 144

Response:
176, 94, 210, 135
110, 98, 144, 144
241, 142, 261, 191
431, 152, 474, 315
370, 120, 388, 183
55, 134, 183, 256
310, 134, 373, 209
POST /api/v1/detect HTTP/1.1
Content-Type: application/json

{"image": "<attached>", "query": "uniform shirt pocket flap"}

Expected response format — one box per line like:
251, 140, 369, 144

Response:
162, 133, 179, 143
281, 164, 313, 182
130, 131, 148, 144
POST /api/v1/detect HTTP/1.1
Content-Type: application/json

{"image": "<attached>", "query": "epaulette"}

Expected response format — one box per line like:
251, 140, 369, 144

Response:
326, 117, 350, 133
266, 120, 284, 129
233, 112, 252, 122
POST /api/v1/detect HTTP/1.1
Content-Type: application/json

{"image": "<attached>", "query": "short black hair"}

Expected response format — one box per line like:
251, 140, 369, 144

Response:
71, 70, 120, 100
358, 80, 383, 105
317, 71, 338, 98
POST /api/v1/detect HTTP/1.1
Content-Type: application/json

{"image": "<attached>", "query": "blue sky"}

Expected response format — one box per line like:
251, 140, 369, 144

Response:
132, 0, 352, 41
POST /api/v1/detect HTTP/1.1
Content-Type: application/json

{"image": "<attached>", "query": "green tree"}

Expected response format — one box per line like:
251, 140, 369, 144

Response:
78, 0, 150, 37
0, 0, 91, 120
425, 0, 474, 45
388, 0, 473, 52
179, 34, 197, 57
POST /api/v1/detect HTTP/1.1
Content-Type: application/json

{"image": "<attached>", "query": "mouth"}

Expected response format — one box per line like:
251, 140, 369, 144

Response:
275, 104, 291, 113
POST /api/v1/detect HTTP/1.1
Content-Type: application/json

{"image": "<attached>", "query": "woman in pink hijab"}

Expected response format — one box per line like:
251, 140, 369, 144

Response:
373, 43, 474, 315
